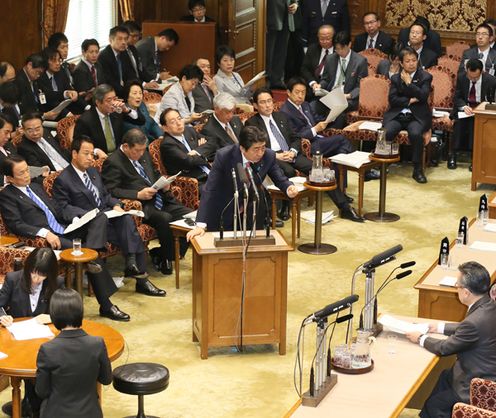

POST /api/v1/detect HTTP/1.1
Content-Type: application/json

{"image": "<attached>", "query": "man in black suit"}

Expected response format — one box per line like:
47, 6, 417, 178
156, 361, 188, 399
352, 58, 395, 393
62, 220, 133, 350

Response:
97, 26, 136, 98
301, 0, 349, 46
0, 61, 16, 85
398, 16, 442, 58
200, 92, 242, 160
314, 31, 369, 127
246, 87, 363, 222
192, 57, 218, 113
102, 129, 192, 275
181, 0, 215, 23
74, 84, 141, 158
352, 12, 393, 55
406, 261, 496, 418
159, 108, 211, 183
47, 32, 74, 87
136, 28, 179, 83
52, 136, 165, 297
448, 59, 496, 169
0, 115, 16, 184
186, 126, 299, 239
0, 155, 130, 321
383, 47, 432, 183
301, 25, 335, 92
17, 112, 70, 172
458, 23, 496, 76
73, 39, 106, 100
404, 23, 437, 70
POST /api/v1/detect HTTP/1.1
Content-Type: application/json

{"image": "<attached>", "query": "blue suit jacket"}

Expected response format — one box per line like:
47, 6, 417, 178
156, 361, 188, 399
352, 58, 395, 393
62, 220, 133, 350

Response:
196, 144, 291, 231
279, 100, 322, 140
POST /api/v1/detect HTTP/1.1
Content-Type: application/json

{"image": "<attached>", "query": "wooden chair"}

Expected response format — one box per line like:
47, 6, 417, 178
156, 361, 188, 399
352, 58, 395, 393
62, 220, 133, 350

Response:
439, 55, 461, 77
358, 48, 388, 74
347, 75, 391, 124
10, 129, 23, 147
56, 114, 80, 150
470, 378, 496, 412
446, 41, 470, 60
452, 403, 496, 417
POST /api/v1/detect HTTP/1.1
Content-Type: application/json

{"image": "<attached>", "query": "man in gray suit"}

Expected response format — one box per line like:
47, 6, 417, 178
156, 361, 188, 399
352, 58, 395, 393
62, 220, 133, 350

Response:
266, 0, 298, 89
406, 261, 496, 418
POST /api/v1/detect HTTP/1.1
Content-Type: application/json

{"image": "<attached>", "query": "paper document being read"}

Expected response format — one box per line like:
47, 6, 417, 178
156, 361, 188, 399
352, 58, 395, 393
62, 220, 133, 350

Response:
7, 318, 54, 340
63, 208, 99, 234
378, 314, 429, 335
105, 209, 144, 219
49, 98, 72, 114
152, 171, 182, 190
244, 71, 266, 88
320, 87, 348, 123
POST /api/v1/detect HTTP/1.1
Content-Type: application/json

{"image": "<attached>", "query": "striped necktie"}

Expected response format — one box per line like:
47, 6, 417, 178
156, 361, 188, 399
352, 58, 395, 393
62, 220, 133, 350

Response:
178, 136, 210, 174
269, 119, 289, 151
132, 160, 163, 210
26, 186, 64, 234
83, 172, 102, 207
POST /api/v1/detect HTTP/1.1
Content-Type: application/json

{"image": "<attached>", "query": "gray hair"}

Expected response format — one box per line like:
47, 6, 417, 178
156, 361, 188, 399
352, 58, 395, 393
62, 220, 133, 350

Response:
213, 92, 236, 111
93, 84, 115, 104
122, 128, 147, 146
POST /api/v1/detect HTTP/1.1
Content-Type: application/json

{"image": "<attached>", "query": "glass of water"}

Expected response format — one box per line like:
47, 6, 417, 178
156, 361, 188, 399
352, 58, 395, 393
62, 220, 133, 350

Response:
72, 238, 82, 256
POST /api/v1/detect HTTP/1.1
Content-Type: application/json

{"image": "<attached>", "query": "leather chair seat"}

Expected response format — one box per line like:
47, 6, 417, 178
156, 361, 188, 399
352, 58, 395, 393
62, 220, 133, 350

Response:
113, 363, 169, 396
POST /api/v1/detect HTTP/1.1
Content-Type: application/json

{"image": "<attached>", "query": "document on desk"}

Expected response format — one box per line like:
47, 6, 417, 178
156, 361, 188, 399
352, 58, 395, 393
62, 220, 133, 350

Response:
439, 276, 458, 287
244, 71, 266, 88
330, 150, 371, 168
7, 318, 54, 340
457, 112, 474, 120
484, 224, 496, 233
470, 241, 496, 252
378, 314, 429, 335
63, 208, 99, 234
104, 209, 144, 219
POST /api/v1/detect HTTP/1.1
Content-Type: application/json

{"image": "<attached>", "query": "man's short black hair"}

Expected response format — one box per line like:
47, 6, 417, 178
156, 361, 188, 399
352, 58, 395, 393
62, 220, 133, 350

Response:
25, 53, 47, 69
178, 64, 204, 82
81, 38, 100, 53
476, 23, 494, 37
123, 128, 147, 147
286, 77, 307, 93
0, 81, 20, 105
252, 87, 273, 104
414, 16, 431, 32
466, 58, 484, 72
50, 288, 84, 330
1, 155, 26, 177
410, 22, 427, 36
41, 47, 60, 63
458, 261, 490, 296
48, 32, 69, 49
333, 31, 351, 47
189, 0, 206, 9
239, 126, 267, 150
398, 46, 418, 62
122, 20, 142, 33
21, 112, 43, 127
215, 45, 235, 65
157, 28, 179, 44
109, 25, 130, 38
362, 11, 379, 21
71, 135, 94, 153
159, 108, 180, 126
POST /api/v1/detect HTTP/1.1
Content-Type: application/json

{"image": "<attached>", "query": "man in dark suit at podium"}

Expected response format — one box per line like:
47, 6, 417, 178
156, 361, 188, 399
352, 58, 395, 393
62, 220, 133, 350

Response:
352, 12, 393, 55
186, 126, 299, 240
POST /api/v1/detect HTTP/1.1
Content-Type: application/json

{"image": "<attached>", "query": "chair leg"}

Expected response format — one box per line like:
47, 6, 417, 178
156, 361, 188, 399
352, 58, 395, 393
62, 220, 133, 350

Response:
136, 394, 146, 418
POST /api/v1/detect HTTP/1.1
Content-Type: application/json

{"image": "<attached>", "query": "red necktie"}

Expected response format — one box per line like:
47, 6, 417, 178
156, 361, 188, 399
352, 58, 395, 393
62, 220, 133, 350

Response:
90, 65, 97, 87
315, 49, 329, 78
468, 81, 477, 106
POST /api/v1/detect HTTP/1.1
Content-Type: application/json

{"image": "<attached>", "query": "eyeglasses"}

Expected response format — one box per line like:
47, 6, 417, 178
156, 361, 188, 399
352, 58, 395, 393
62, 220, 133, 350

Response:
25, 125, 43, 134
476, 32, 490, 37
364, 20, 378, 26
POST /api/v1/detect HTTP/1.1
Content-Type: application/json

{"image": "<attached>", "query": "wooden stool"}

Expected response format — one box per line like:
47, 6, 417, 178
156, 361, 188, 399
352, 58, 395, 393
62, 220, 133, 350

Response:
59, 248, 98, 297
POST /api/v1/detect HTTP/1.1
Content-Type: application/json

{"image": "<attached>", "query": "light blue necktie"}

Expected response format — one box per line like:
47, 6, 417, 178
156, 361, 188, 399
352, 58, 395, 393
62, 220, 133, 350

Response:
133, 160, 163, 210
179, 136, 210, 175
26, 186, 64, 234
83, 172, 102, 207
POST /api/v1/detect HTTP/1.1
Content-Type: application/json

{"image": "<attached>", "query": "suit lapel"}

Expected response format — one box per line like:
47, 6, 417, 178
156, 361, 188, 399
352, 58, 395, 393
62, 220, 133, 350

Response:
68, 165, 97, 206
8, 185, 40, 210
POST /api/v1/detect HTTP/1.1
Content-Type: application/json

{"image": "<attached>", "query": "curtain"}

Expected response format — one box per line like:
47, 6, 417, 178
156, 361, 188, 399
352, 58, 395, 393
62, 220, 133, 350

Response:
42, 0, 70, 47
119, 0, 135, 22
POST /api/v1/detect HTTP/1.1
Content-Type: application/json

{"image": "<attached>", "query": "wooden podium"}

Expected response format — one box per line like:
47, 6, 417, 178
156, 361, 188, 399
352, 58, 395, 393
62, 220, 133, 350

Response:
471, 103, 496, 190
190, 230, 291, 359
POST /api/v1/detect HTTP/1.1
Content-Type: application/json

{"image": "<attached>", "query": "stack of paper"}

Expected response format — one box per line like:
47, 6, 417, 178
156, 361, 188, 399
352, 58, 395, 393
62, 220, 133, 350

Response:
378, 315, 429, 335
300, 210, 335, 224
330, 151, 371, 168
470, 241, 496, 252
484, 224, 496, 233
267, 184, 306, 192
7, 318, 54, 340
359, 121, 382, 131
438, 276, 457, 287
432, 109, 450, 118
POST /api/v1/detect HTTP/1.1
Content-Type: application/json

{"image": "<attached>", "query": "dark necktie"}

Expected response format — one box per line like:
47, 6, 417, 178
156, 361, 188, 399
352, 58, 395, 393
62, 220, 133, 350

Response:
468, 81, 477, 106
116, 53, 123, 85
50, 76, 58, 91
90, 65, 97, 87
368, 38, 374, 49
83, 172, 102, 207
133, 160, 163, 210
315, 49, 329, 78
26, 186, 64, 234
478, 52, 484, 59
185, 95, 192, 112
269, 119, 289, 151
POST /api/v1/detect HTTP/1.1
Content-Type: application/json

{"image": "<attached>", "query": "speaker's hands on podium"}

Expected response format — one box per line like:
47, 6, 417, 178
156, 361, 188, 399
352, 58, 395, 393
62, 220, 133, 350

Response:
187, 226, 206, 242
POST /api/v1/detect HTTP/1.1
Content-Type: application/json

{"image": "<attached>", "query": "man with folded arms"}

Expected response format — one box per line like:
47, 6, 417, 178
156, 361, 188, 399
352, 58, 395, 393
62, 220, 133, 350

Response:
0, 155, 130, 321
406, 261, 496, 418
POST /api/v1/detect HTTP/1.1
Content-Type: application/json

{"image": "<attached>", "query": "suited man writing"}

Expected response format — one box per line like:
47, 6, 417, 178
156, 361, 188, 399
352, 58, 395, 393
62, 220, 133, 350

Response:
187, 126, 299, 240
383, 47, 432, 184
352, 12, 393, 55
406, 262, 496, 418
102, 128, 192, 275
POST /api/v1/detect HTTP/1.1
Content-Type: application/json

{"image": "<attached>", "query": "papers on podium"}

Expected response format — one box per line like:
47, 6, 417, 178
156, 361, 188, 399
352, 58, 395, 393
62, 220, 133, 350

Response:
378, 314, 429, 335
145, 76, 179, 91
484, 224, 496, 233
63, 208, 99, 234
244, 71, 266, 88
320, 87, 348, 123
438, 276, 457, 287
470, 241, 496, 252
432, 109, 450, 118
7, 318, 54, 340
330, 151, 371, 168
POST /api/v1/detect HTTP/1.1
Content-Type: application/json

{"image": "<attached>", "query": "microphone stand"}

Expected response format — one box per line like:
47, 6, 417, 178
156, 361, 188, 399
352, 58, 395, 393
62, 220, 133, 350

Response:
238, 184, 249, 352
233, 184, 239, 240
361, 265, 383, 336
346, 266, 363, 345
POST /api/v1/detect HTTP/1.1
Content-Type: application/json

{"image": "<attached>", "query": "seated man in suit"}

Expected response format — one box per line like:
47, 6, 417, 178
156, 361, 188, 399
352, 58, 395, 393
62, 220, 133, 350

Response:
47, 32, 74, 86
398, 16, 442, 58
136, 28, 179, 83
0, 80, 22, 128
458, 23, 496, 76
314, 31, 369, 128
404, 23, 437, 70
0, 115, 16, 185
186, 126, 299, 240
0, 61, 16, 85
52, 136, 165, 297
159, 108, 210, 184
181, 0, 215, 22
74, 83, 142, 158
17, 112, 70, 172
192, 57, 218, 113
406, 261, 496, 418
97, 26, 136, 98
352, 12, 393, 55
448, 59, 496, 169
301, 0, 349, 47
200, 92, 242, 160
102, 128, 192, 275
246, 87, 363, 222
383, 47, 432, 184
0, 155, 130, 321
73, 39, 106, 102
486, 19, 496, 50
301, 25, 335, 96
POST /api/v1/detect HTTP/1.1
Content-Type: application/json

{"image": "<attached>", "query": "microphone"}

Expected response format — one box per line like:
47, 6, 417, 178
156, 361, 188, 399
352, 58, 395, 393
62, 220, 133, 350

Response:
335, 313, 353, 324
231, 168, 239, 198
305, 294, 359, 324
395, 269, 412, 280
400, 261, 416, 269
218, 197, 235, 240
363, 245, 403, 270
254, 170, 271, 238
236, 162, 249, 199
245, 164, 260, 202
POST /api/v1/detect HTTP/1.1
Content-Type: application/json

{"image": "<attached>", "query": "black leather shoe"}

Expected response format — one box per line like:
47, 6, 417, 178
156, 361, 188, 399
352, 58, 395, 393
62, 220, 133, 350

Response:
340, 206, 365, 222
447, 154, 457, 169
149, 248, 162, 271
124, 264, 148, 280
275, 220, 284, 228
136, 279, 166, 297
344, 193, 354, 203
469, 164, 472, 172
412, 169, 427, 184
364, 169, 380, 181
86, 261, 102, 274
278, 207, 290, 221
99, 305, 130, 322
160, 259, 173, 275
2, 399, 33, 417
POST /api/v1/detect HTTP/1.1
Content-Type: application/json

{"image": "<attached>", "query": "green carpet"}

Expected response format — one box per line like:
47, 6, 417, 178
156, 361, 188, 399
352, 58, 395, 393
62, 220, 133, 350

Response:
1, 162, 494, 418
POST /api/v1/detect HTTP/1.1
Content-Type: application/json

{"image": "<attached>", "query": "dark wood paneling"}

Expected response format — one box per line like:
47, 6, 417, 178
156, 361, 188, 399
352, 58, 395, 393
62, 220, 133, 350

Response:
134, 0, 218, 24
0, 0, 42, 69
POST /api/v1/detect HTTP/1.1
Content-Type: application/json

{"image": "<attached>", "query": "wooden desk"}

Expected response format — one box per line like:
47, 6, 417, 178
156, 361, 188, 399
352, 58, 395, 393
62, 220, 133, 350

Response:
59, 248, 98, 297
471, 104, 496, 190
287, 321, 453, 418
0, 319, 124, 418
190, 230, 291, 359
414, 219, 496, 322
489, 192, 496, 219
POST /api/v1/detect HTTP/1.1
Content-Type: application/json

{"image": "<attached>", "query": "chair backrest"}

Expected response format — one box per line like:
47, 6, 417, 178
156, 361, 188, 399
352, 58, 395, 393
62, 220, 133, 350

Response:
42, 171, 61, 197
438, 55, 461, 76
427, 65, 457, 110
10, 128, 23, 147
446, 41, 470, 60
56, 114, 80, 150
357, 75, 391, 119
359, 48, 388, 74
470, 378, 496, 412
143, 91, 163, 104
452, 402, 496, 417
149, 138, 167, 175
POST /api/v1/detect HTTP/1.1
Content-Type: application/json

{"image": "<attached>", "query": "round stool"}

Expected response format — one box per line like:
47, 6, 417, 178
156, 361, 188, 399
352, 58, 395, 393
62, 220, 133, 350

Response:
113, 362, 169, 418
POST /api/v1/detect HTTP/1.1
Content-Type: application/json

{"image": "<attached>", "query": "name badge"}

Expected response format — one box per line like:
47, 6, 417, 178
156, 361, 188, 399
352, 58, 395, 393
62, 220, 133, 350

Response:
38, 92, 46, 105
